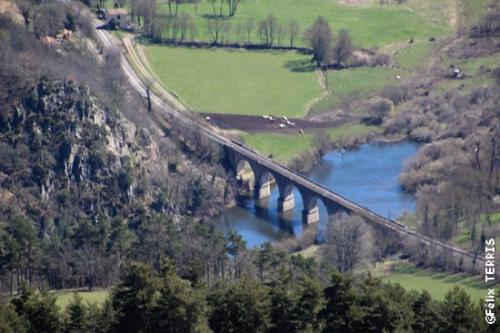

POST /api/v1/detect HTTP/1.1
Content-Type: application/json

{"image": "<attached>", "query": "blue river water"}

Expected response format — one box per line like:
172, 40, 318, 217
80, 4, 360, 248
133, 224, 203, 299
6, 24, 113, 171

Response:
215, 140, 419, 248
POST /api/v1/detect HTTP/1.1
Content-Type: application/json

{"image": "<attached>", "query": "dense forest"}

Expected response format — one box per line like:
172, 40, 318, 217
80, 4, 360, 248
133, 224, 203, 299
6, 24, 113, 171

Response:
0, 0, 499, 332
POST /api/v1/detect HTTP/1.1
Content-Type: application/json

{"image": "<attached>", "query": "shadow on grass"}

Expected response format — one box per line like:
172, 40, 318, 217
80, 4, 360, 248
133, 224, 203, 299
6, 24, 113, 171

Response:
284, 59, 316, 73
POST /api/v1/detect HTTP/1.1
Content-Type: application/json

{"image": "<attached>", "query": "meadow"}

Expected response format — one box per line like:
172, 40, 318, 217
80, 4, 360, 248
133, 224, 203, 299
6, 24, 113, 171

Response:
153, 0, 450, 48
144, 46, 321, 117
241, 124, 377, 163
54, 290, 109, 310
373, 260, 491, 303
394, 40, 437, 70
310, 67, 404, 113
241, 132, 315, 163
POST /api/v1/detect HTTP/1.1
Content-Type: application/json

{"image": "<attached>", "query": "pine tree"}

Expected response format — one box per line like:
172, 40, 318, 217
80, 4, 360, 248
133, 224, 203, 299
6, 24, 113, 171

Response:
320, 271, 356, 333
150, 261, 204, 333
441, 286, 475, 333
65, 293, 88, 333
411, 291, 443, 333
110, 262, 158, 333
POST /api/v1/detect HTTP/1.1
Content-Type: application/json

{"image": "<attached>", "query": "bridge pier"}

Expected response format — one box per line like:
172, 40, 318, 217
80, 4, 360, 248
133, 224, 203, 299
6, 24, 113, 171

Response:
254, 180, 271, 199
303, 206, 320, 224
278, 194, 294, 212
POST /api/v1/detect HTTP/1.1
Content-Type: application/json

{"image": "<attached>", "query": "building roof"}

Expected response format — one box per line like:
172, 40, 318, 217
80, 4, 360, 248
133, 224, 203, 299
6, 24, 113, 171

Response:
106, 8, 128, 16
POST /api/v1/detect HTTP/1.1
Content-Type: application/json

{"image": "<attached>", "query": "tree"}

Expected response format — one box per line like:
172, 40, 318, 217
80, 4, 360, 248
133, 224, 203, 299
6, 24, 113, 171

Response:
0, 303, 26, 333
206, 18, 223, 44
244, 17, 255, 43
411, 291, 443, 333
322, 213, 371, 272
33, 3, 65, 38
304, 16, 334, 68
64, 293, 89, 333
353, 274, 403, 333
226, 231, 246, 279
227, 0, 241, 16
320, 271, 356, 332
287, 20, 300, 47
11, 285, 61, 333
441, 286, 475, 333
258, 14, 278, 47
268, 273, 297, 333
110, 262, 158, 333
208, 279, 268, 333
151, 261, 205, 333
334, 29, 352, 66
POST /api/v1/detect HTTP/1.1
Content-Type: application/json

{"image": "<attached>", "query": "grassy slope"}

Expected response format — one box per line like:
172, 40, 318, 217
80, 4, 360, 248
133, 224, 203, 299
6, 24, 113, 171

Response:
373, 261, 491, 302
311, 67, 404, 113
144, 46, 321, 117
242, 132, 315, 163
156, 0, 449, 48
54, 290, 109, 309
394, 41, 437, 70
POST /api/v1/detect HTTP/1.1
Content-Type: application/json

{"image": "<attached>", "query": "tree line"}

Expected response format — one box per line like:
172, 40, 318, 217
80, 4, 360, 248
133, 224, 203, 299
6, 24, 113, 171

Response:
0, 260, 497, 333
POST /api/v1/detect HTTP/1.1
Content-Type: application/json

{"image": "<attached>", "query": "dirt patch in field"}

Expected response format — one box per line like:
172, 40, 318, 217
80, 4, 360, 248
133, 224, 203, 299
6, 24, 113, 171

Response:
202, 113, 353, 133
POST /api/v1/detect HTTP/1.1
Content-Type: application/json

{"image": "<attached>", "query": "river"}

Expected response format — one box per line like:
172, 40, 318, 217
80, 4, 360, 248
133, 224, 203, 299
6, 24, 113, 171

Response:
215, 140, 419, 248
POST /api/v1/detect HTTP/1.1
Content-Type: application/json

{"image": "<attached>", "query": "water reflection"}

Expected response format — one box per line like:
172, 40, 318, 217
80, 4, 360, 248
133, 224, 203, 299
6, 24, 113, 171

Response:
215, 140, 420, 248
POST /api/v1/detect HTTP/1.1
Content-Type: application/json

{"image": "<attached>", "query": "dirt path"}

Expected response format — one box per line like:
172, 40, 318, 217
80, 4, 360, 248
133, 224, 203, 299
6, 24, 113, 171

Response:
304, 70, 332, 118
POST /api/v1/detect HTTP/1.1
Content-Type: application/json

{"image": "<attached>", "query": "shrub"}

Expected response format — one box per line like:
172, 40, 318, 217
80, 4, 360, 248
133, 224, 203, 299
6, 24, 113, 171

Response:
361, 97, 393, 126
381, 85, 409, 104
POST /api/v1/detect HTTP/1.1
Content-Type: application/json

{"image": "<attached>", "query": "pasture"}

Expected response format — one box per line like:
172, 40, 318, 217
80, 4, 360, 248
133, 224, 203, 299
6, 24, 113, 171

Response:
144, 46, 321, 117
154, 0, 450, 48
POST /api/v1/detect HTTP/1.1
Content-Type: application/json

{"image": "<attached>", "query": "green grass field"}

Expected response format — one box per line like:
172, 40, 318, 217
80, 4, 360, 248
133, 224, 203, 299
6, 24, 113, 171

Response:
144, 46, 321, 117
373, 261, 492, 302
394, 41, 437, 70
311, 67, 404, 113
242, 132, 315, 163
53, 290, 109, 310
153, 0, 450, 48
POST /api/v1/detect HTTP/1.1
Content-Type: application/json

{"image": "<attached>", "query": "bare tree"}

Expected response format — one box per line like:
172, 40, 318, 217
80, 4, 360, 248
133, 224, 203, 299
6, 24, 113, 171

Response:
287, 20, 300, 47
221, 21, 232, 44
227, 0, 241, 16
207, 0, 217, 16
322, 213, 372, 272
244, 17, 255, 44
334, 29, 352, 67
33, 4, 65, 38
258, 14, 278, 47
206, 18, 223, 44
179, 13, 191, 41
304, 16, 334, 68
276, 23, 285, 46
145, 78, 153, 113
